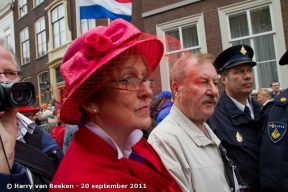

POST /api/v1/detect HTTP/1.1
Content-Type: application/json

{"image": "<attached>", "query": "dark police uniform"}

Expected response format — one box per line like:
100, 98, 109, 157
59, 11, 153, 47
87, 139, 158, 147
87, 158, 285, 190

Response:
207, 45, 262, 192
258, 50, 288, 192
207, 93, 262, 191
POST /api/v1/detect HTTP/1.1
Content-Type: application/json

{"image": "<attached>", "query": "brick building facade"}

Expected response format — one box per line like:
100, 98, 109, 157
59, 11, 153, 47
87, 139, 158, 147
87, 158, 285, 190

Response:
141, 0, 288, 94
4, 0, 288, 107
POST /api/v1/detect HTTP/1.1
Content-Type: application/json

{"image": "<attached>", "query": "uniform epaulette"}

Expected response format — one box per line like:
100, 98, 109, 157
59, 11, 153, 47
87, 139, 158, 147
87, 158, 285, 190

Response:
274, 89, 288, 105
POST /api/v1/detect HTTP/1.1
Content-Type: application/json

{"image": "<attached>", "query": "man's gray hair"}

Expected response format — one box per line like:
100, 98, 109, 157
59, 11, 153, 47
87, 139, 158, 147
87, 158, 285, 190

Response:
0, 32, 20, 71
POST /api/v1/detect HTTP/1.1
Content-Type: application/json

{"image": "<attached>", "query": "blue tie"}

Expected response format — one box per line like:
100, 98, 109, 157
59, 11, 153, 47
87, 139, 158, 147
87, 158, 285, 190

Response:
244, 106, 251, 117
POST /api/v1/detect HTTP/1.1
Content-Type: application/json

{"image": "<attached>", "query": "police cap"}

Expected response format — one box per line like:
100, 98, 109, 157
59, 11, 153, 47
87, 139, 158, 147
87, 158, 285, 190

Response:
214, 45, 257, 74
279, 50, 288, 65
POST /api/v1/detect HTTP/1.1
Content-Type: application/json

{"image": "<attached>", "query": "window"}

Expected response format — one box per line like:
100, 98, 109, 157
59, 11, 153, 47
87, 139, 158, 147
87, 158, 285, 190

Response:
38, 72, 51, 103
35, 17, 47, 57
22, 77, 31, 82
35, 0, 44, 7
4, 28, 12, 47
218, 0, 287, 89
156, 14, 207, 90
56, 66, 64, 83
19, 0, 27, 17
164, 24, 200, 70
52, 4, 66, 48
228, 6, 276, 89
20, 28, 30, 64
81, 19, 96, 34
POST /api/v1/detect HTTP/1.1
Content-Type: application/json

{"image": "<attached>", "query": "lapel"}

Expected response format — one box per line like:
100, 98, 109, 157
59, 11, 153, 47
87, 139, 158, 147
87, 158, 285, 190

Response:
221, 92, 259, 126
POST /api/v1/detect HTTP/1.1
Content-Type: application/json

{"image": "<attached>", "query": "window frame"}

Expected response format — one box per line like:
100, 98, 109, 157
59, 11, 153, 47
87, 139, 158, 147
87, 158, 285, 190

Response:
51, 4, 66, 48
55, 66, 64, 83
38, 71, 51, 104
35, 17, 47, 57
80, 19, 96, 34
19, 0, 28, 18
34, 0, 44, 7
4, 27, 12, 47
22, 77, 32, 82
20, 27, 30, 65
156, 14, 207, 90
218, 0, 287, 90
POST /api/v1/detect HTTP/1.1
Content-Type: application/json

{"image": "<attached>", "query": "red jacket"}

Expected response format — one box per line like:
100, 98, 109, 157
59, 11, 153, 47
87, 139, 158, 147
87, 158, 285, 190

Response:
50, 128, 182, 192
50, 126, 65, 150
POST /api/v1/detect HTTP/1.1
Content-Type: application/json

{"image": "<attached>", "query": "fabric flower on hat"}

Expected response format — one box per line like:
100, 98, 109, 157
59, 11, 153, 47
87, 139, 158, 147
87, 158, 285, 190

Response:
83, 33, 112, 59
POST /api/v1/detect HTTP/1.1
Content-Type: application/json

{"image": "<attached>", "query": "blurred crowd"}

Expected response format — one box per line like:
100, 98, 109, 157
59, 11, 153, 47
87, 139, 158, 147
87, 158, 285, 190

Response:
18, 99, 78, 154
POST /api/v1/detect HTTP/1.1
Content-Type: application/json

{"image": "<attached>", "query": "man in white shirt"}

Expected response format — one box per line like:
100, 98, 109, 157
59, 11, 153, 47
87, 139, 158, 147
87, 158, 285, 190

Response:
148, 53, 231, 192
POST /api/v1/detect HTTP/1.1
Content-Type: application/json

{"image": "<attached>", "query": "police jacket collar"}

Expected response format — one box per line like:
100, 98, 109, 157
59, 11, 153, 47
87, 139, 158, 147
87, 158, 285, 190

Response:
220, 92, 262, 125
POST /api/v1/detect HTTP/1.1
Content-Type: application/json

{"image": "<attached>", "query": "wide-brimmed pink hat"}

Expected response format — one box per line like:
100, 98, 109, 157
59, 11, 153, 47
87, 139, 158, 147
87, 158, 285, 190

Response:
60, 18, 164, 124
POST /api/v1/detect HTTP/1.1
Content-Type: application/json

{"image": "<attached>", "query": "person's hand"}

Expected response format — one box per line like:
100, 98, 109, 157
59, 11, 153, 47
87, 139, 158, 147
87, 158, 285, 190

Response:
0, 107, 18, 174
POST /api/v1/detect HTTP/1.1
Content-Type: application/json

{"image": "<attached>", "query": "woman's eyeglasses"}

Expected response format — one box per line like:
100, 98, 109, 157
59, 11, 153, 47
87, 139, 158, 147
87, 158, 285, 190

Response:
110, 77, 154, 91
0, 71, 23, 80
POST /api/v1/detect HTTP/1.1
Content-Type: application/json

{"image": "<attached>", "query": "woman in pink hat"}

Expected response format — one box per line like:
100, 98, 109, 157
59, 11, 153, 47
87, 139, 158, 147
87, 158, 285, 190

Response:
50, 19, 181, 192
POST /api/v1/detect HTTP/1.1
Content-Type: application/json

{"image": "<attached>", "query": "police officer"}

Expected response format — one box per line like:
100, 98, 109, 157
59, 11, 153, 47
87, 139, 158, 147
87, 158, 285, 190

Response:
259, 50, 288, 192
207, 45, 262, 192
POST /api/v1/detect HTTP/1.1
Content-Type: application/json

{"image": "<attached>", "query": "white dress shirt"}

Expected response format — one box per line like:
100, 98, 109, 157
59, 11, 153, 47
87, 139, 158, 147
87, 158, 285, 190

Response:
85, 122, 143, 159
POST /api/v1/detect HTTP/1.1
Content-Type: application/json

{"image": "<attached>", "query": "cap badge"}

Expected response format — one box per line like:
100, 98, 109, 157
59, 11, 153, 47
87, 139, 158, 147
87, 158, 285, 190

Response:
240, 46, 247, 55
236, 132, 243, 142
280, 97, 286, 102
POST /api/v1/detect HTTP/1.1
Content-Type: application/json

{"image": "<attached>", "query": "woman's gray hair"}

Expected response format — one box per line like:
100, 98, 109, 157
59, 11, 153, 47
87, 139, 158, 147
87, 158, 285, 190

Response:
0, 32, 20, 71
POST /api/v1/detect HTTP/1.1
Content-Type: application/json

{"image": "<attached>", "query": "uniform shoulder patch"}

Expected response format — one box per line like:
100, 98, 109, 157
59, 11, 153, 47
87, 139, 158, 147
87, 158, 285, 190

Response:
268, 122, 287, 143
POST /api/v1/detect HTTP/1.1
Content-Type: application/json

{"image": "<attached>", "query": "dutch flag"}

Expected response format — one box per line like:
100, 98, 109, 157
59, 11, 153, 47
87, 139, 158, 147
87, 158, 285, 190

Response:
79, 0, 132, 22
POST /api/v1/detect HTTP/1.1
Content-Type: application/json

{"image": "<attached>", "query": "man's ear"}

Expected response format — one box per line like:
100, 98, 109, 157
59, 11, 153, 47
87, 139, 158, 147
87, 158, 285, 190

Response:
171, 82, 180, 99
221, 75, 228, 86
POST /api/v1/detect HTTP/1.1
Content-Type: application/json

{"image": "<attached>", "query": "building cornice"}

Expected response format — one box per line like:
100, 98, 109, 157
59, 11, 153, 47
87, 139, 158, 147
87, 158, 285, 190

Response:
0, 3, 12, 20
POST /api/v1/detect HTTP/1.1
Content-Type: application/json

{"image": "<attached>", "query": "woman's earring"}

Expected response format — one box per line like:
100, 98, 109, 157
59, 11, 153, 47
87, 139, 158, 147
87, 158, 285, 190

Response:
93, 109, 97, 113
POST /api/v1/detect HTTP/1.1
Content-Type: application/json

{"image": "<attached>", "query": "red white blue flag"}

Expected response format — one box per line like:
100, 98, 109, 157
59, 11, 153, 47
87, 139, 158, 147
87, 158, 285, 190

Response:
79, 0, 132, 22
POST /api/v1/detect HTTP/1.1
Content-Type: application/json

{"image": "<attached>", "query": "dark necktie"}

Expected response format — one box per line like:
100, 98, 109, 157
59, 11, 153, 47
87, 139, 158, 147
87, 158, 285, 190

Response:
244, 106, 251, 117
